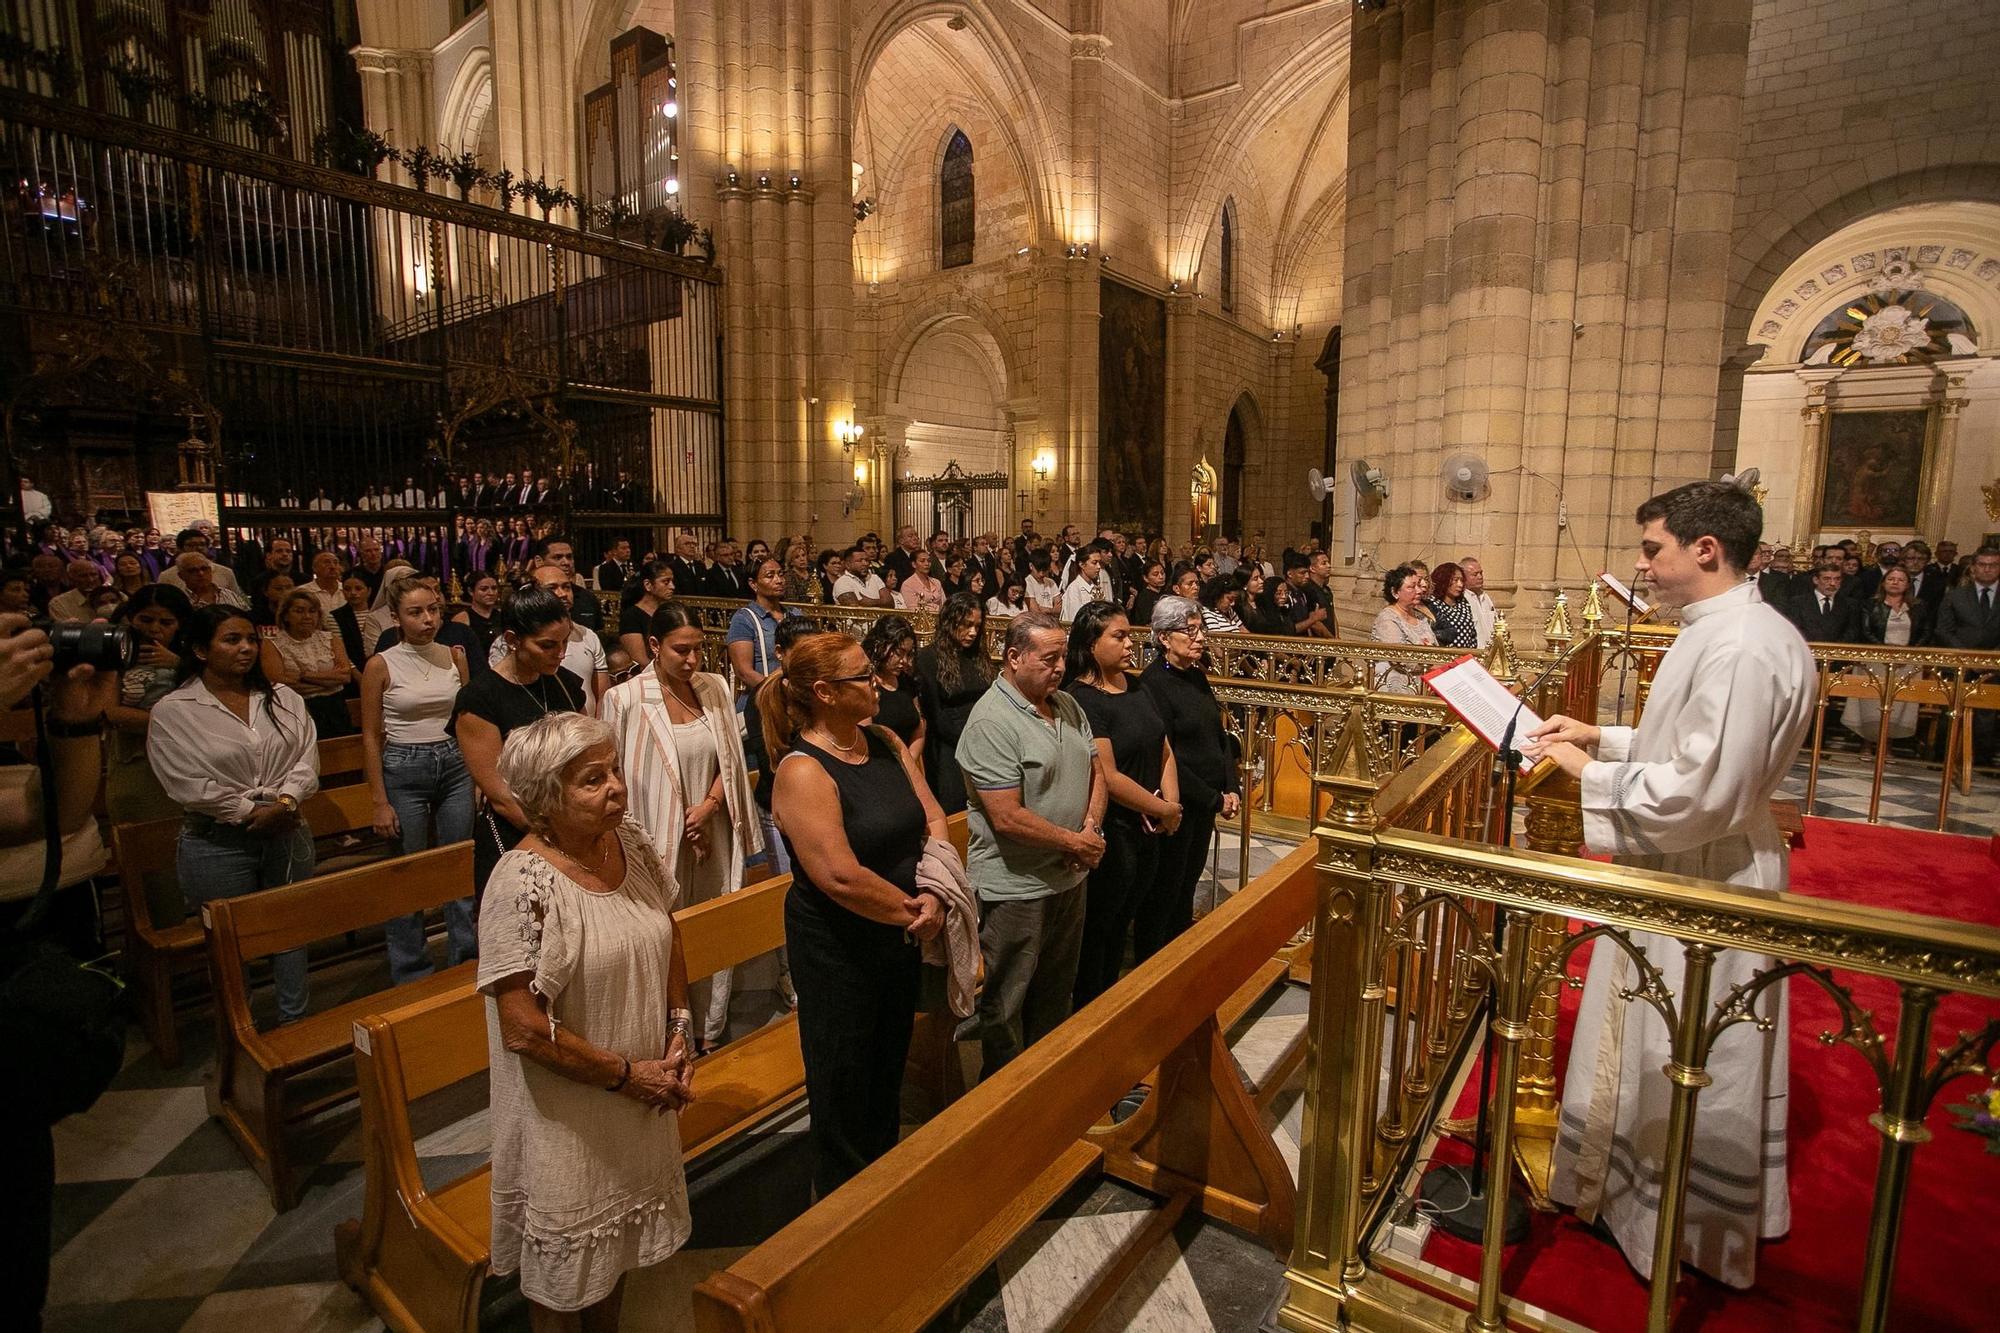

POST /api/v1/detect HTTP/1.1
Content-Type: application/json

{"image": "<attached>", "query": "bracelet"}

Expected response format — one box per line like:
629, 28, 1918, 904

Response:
607, 1054, 631, 1092
44, 715, 104, 739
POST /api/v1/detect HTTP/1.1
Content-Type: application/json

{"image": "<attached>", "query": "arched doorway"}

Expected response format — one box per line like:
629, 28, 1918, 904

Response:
1221, 401, 1248, 540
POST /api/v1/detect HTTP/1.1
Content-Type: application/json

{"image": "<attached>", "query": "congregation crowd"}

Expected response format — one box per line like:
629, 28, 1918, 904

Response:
4, 485, 1997, 1328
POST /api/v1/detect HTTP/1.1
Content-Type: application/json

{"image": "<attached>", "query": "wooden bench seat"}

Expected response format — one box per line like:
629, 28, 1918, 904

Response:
338, 868, 810, 1333
112, 775, 396, 1068
204, 841, 477, 1208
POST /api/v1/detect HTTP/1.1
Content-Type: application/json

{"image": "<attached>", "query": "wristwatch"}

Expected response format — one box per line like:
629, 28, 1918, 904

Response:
274, 793, 300, 813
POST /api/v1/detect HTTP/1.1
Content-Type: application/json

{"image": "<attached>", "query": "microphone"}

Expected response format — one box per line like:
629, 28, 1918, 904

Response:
1497, 622, 1599, 770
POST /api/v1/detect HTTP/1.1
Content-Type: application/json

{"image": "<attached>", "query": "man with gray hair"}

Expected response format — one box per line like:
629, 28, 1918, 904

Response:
954, 610, 1107, 1075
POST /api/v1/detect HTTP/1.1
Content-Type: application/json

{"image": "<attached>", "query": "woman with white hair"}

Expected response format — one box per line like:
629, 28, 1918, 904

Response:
477, 712, 696, 1329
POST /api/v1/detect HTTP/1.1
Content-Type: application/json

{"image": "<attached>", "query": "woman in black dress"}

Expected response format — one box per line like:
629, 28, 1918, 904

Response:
451, 584, 586, 892
862, 615, 927, 755
764, 632, 950, 1197
1137, 595, 1240, 959
913, 592, 992, 814
1064, 604, 1181, 1005
617, 559, 677, 666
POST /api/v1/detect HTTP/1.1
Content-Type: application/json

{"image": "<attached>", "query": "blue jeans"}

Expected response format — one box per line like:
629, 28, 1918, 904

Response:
755, 804, 791, 877
381, 739, 477, 984
178, 820, 316, 1024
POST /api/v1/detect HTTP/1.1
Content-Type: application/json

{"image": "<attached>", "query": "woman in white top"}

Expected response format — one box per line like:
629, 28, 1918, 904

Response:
362, 577, 476, 984
1370, 565, 1438, 695
262, 589, 357, 739
987, 581, 1027, 619
148, 605, 321, 1024
600, 601, 761, 1052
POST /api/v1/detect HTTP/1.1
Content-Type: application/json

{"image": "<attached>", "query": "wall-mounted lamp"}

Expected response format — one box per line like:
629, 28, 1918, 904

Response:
838, 420, 865, 461
757, 171, 771, 189
1169, 279, 1180, 293
788, 172, 802, 190
1030, 449, 1054, 516
1064, 243, 1092, 260
853, 460, 868, 485
728, 168, 740, 186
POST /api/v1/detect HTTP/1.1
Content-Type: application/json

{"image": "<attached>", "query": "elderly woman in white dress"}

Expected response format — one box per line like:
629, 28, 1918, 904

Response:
477, 712, 696, 1330
600, 600, 762, 1052
1370, 564, 1438, 695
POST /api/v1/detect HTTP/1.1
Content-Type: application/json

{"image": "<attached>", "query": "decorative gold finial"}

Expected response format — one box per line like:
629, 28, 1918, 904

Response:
1485, 614, 1520, 682
1580, 579, 1605, 627
1983, 477, 2000, 520
1543, 591, 1573, 644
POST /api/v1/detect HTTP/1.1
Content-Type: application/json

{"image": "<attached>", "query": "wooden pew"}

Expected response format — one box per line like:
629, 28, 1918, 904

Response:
690, 839, 1320, 1333
337, 870, 810, 1333
203, 841, 478, 1209
111, 775, 393, 1068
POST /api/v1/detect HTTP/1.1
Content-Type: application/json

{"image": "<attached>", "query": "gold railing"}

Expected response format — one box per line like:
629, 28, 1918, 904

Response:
671, 594, 1485, 846
1278, 684, 2000, 1333
1601, 624, 2000, 831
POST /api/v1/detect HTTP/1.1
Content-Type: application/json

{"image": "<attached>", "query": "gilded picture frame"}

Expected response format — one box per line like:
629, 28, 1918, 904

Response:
1810, 404, 1937, 533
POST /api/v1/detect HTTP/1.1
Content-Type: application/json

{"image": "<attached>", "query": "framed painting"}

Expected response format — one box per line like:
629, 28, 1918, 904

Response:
1815, 406, 1934, 530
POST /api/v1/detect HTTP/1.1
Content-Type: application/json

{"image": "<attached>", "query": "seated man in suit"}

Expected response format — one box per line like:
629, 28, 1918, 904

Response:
1784, 562, 1861, 644
1935, 546, 2000, 764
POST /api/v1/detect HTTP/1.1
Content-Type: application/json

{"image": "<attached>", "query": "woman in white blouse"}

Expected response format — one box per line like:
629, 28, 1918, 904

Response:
600, 601, 761, 1052
1370, 565, 1438, 695
148, 605, 322, 1024
361, 577, 475, 984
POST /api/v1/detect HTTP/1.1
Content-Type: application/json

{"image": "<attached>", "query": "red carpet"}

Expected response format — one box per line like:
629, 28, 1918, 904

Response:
1417, 818, 1999, 1331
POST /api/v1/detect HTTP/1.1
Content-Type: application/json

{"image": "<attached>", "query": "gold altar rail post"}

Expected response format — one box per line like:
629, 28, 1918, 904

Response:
1600, 625, 2000, 832
1278, 686, 2000, 1333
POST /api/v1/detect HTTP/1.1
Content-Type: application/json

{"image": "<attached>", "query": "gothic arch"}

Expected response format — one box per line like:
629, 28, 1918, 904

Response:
884, 299, 1023, 405
853, 0, 1063, 247
1726, 152, 2000, 348
439, 47, 495, 157
1171, 26, 1350, 283
938, 125, 975, 269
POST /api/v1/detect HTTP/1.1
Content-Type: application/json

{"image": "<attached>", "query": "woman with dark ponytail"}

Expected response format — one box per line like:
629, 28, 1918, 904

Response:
764, 633, 952, 1197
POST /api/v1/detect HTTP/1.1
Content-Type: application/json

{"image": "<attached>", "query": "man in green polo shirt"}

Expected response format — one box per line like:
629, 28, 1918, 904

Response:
954, 611, 1107, 1075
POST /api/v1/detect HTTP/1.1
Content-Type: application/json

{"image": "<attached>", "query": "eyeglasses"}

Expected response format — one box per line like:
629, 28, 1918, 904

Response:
825, 671, 876, 686
1170, 624, 1207, 640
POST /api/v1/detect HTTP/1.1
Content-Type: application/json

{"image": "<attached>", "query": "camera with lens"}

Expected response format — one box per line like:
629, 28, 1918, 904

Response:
33, 619, 139, 674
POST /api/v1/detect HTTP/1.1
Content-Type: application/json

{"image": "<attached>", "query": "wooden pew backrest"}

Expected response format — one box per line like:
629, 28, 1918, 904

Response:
206, 842, 473, 963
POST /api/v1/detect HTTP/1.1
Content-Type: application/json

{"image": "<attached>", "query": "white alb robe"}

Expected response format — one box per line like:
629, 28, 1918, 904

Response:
1550, 580, 1814, 1290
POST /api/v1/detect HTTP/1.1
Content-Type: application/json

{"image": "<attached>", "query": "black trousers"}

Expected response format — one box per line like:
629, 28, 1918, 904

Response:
786, 894, 920, 1200
1136, 805, 1216, 963
1072, 817, 1161, 1007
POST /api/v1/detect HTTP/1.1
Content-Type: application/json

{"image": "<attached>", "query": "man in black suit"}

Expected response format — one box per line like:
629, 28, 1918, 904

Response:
1784, 562, 1861, 643
704, 539, 750, 599
882, 525, 922, 584
455, 473, 481, 511
595, 538, 634, 593
1011, 518, 1039, 572
1897, 542, 1946, 616
1755, 545, 1799, 605
1929, 539, 1961, 590
1935, 547, 2000, 763
667, 533, 705, 592
1855, 541, 1900, 600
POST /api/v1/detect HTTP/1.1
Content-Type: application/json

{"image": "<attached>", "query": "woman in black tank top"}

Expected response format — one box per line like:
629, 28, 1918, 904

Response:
764, 632, 951, 1199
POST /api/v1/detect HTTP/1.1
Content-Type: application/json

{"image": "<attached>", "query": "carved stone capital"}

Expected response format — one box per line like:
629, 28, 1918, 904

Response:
1071, 34, 1113, 61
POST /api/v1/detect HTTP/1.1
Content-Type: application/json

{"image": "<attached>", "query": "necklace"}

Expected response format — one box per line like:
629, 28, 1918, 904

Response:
661, 675, 701, 719
503, 663, 576, 716
811, 725, 859, 754
549, 829, 612, 876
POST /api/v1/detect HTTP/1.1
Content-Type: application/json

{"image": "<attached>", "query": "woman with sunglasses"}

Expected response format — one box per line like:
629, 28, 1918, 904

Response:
1138, 596, 1240, 957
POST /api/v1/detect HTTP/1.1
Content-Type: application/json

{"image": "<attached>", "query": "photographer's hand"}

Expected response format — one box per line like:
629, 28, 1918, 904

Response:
48, 662, 117, 725
0, 614, 55, 711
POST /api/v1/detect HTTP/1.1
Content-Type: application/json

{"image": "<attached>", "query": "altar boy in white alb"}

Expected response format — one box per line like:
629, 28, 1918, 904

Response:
1523, 481, 1815, 1290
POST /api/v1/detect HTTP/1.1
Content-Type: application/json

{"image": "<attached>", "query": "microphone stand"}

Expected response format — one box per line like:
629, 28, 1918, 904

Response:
1422, 630, 1593, 1247
1613, 572, 1639, 727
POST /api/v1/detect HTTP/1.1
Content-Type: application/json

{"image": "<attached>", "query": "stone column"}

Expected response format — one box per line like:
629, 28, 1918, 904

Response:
1064, 34, 1109, 526
1331, 0, 1752, 608
1282, 4, 1754, 1328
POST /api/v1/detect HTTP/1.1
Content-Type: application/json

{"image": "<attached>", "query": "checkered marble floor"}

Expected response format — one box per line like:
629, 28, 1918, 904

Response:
45, 835, 1308, 1333
1777, 740, 1999, 837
